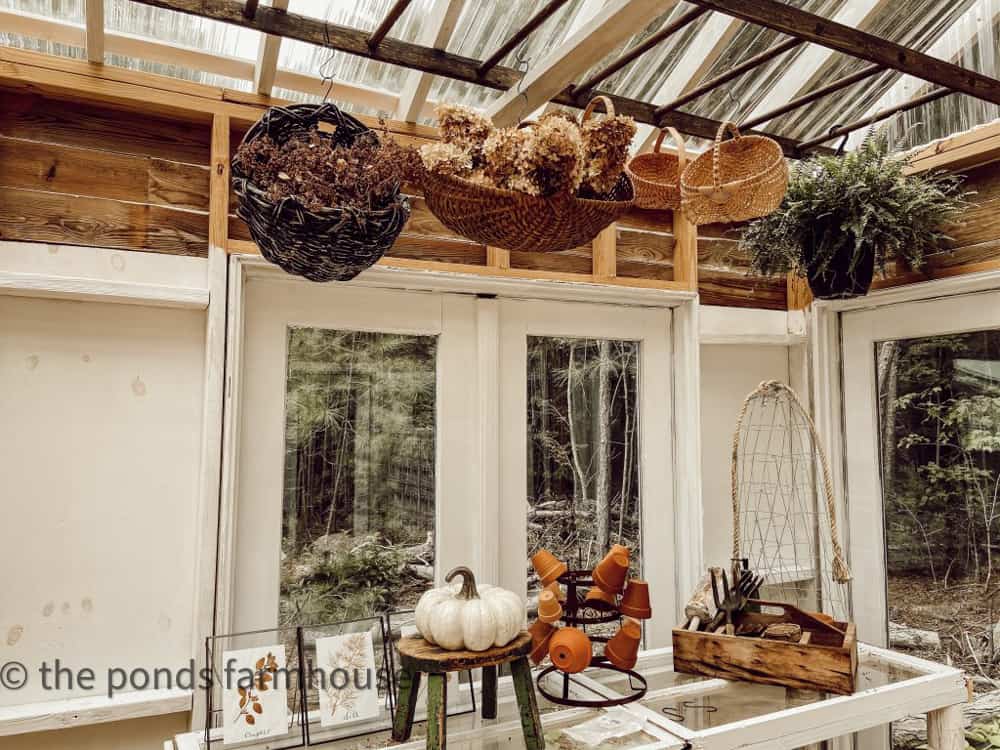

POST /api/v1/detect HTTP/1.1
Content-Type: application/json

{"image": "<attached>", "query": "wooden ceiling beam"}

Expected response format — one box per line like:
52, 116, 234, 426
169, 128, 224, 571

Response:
571, 5, 708, 99
477, 0, 573, 76
686, 0, 1000, 105
654, 37, 802, 119
742, 0, 891, 126
368, 0, 415, 51
635, 10, 742, 152
395, 0, 465, 122
253, 0, 288, 96
121, 0, 816, 154
741, 63, 884, 131
486, 0, 681, 126
797, 88, 953, 152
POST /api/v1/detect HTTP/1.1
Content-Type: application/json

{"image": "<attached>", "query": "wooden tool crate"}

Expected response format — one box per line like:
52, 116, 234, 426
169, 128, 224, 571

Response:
672, 599, 858, 695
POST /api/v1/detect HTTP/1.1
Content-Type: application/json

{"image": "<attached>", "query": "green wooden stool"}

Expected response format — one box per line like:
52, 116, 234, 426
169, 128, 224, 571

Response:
392, 631, 543, 749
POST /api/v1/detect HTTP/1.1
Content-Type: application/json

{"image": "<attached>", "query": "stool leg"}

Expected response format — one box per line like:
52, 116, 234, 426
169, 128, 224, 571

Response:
426, 673, 447, 750
510, 657, 544, 750
392, 665, 421, 742
482, 665, 498, 720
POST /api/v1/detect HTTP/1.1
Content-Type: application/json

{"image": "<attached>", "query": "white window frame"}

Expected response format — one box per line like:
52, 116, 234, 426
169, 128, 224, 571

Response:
809, 268, 1000, 750
211, 255, 703, 646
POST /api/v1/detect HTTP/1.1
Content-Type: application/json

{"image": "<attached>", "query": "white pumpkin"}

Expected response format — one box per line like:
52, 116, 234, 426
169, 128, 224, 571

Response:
414, 567, 524, 651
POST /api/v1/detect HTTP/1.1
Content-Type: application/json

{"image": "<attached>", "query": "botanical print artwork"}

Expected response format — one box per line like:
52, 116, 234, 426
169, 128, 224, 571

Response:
315, 632, 379, 727
222, 645, 289, 745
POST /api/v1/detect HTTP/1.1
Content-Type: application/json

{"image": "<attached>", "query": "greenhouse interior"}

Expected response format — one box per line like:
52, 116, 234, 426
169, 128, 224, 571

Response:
1, 0, 1000, 749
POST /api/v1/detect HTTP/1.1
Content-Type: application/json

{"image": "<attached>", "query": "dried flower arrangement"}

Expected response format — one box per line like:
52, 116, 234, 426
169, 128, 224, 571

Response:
234, 128, 421, 212
419, 101, 636, 199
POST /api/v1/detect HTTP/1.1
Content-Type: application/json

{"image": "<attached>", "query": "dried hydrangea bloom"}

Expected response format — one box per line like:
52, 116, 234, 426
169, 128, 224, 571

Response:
483, 126, 532, 190
581, 114, 636, 195
522, 117, 585, 197
538, 109, 580, 127
419, 142, 473, 177
435, 103, 493, 165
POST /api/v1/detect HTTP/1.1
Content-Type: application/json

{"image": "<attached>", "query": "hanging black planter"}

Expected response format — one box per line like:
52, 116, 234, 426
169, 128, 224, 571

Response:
805, 241, 876, 300
232, 103, 409, 282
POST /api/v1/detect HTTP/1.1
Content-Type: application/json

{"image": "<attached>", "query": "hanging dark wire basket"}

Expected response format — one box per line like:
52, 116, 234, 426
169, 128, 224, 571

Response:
232, 103, 410, 282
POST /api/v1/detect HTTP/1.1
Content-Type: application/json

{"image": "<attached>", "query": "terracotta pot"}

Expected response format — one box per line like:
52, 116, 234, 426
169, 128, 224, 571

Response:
592, 551, 629, 594
528, 619, 556, 665
610, 543, 630, 562
604, 619, 641, 670
544, 580, 566, 603
583, 586, 618, 612
619, 579, 651, 619
537, 589, 564, 624
532, 548, 568, 586
548, 627, 592, 674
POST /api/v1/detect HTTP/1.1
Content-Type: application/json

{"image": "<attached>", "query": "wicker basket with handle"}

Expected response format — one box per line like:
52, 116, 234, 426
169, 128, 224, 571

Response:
680, 122, 788, 225
626, 127, 686, 210
421, 96, 634, 253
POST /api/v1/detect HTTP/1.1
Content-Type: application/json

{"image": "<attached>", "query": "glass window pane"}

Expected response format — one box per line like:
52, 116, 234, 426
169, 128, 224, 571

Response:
526, 337, 641, 588
280, 327, 437, 626
876, 328, 1000, 744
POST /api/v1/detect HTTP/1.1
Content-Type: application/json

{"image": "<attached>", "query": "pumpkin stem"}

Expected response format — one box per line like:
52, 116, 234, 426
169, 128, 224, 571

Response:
445, 566, 480, 599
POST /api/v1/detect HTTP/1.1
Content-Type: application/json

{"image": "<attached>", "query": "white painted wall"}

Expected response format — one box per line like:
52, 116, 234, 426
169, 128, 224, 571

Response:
0, 294, 205, 704
699, 344, 791, 569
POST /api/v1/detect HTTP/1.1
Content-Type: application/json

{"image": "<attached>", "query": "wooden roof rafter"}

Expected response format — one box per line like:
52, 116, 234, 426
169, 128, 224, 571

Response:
19, 0, 1000, 159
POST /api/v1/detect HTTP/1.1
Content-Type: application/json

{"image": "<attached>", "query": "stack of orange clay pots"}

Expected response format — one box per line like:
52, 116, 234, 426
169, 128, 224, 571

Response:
527, 545, 652, 673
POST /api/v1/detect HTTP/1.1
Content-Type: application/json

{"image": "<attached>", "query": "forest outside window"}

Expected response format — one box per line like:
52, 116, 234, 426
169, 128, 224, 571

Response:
280, 327, 438, 627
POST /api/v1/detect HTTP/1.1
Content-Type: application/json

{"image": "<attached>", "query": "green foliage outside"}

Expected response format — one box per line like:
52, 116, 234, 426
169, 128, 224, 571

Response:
279, 328, 437, 627
880, 331, 1000, 586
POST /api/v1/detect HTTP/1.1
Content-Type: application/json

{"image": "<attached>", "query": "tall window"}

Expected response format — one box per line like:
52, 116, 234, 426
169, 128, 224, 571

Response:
525, 336, 641, 588
280, 328, 437, 626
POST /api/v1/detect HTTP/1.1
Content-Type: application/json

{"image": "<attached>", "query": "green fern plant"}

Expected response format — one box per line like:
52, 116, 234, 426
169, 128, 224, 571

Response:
741, 129, 969, 291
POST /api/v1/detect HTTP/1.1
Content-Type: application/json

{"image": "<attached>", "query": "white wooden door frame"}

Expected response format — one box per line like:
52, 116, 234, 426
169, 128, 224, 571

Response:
497, 298, 677, 646
808, 269, 1000, 750
215, 256, 701, 640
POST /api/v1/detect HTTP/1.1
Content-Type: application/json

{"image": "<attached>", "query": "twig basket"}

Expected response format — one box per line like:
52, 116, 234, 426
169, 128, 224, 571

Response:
421, 96, 634, 253
626, 127, 686, 210
681, 122, 788, 225
232, 103, 410, 282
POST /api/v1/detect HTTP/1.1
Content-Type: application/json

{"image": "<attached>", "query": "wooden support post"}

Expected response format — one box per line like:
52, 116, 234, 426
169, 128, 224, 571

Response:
672, 209, 698, 292
487, 246, 511, 270
510, 657, 544, 750
253, 0, 289, 95
426, 673, 447, 750
786, 272, 812, 310
926, 704, 964, 750
85, 0, 105, 64
391, 665, 421, 741
210, 114, 230, 252
481, 665, 498, 720
592, 223, 617, 279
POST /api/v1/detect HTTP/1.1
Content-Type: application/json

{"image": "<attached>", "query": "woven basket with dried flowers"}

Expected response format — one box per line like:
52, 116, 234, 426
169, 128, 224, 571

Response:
419, 98, 635, 253
232, 103, 416, 282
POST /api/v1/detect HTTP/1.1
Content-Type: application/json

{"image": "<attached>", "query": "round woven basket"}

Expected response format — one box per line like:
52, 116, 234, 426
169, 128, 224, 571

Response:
421, 97, 634, 253
626, 127, 686, 210
680, 122, 788, 225
232, 103, 410, 282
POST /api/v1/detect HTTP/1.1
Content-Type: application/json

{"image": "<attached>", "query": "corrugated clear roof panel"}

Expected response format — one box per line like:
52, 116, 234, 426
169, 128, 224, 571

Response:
769, 0, 980, 145
0, 0, 83, 23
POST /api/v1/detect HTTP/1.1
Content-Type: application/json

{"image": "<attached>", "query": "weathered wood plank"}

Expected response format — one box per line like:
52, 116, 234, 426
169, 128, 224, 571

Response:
0, 90, 210, 165
0, 186, 208, 256
0, 136, 210, 211
948, 163, 1000, 249
699, 268, 787, 310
